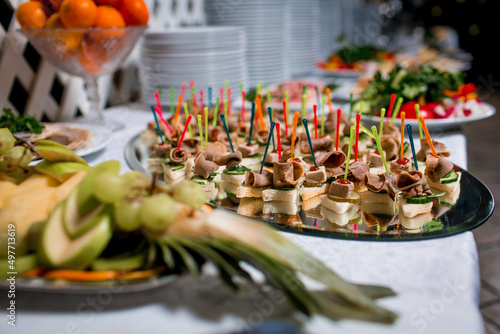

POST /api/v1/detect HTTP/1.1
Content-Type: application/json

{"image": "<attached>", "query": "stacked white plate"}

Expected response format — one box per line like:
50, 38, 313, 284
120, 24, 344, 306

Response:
319, 0, 343, 60
204, 0, 291, 88
139, 26, 248, 106
288, 0, 321, 76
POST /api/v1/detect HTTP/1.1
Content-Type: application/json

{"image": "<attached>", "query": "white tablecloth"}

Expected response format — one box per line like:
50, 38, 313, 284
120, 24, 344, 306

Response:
1, 106, 483, 334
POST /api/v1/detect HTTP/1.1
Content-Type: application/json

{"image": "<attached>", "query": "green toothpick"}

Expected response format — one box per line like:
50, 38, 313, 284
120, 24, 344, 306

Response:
344, 125, 356, 180
349, 93, 353, 121
266, 88, 272, 107
197, 115, 204, 152
379, 108, 386, 137
170, 87, 175, 115
239, 82, 244, 93
213, 97, 220, 128
301, 93, 307, 120
415, 104, 424, 139
320, 95, 326, 136
183, 102, 192, 137
371, 126, 390, 176
223, 99, 228, 128
390, 97, 404, 125
204, 107, 208, 144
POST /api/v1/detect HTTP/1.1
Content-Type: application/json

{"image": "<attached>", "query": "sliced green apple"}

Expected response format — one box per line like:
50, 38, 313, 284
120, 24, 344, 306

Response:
35, 160, 90, 183
63, 189, 108, 239
34, 145, 87, 165
0, 254, 38, 279
39, 204, 112, 270
76, 160, 120, 215
91, 253, 146, 272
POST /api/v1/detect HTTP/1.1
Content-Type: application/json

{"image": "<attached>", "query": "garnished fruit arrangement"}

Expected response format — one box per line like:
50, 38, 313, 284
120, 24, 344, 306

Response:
354, 65, 487, 119
16, 0, 149, 29
317, 44, 394, 73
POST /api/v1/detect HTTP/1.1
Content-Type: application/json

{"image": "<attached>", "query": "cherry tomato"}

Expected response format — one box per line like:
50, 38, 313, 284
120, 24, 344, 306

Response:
399, 101, 434, 119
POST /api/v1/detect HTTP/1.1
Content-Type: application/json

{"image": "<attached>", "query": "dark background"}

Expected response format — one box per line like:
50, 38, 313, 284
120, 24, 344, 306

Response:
402, 0, 500, 85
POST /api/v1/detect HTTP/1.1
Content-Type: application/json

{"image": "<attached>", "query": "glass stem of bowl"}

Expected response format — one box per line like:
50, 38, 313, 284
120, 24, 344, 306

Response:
85, 78, 105, 123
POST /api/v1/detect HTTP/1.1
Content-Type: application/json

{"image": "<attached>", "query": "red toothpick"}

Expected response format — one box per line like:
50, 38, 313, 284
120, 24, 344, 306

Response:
200, 90, 204, 110
220, 88, 224, 105
276, 122, 281, 159
336, 108, 341, 151
386, 94, 396, 124
177, 115, 192, 150
227, 88, 231, 116
154, 90, 163, 114
154, 106, 173, 134
282, 101, 289, 136
180, 83, 187, 97
241, 90, 246, 124
355, 113, 361, 161
313, 104, 318, 139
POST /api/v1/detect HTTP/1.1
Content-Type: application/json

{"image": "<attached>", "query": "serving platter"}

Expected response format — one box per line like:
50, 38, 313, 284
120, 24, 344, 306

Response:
124, 133, 494, 242
348, 102, 496, 131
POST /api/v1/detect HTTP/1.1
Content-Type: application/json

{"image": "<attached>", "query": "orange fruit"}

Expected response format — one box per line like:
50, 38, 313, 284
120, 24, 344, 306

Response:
119, 0, 149, 26
16, 2, 47, 29
45, 13, 83, 52
94, 5, 125, 28
95, 0, 121, 8
59, 0, 97, 28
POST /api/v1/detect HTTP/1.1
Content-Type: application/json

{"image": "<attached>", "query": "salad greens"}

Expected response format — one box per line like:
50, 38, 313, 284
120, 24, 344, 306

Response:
0, 108, 45, 134
334, 44, 383, 64
354, 65, 464, 115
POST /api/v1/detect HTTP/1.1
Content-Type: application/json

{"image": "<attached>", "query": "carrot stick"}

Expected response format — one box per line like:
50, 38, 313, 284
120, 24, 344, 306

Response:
43, 270, 118, 281
118, 267, 166, 280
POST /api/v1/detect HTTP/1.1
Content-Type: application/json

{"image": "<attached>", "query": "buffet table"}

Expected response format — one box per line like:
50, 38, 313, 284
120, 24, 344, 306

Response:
1, 105, 485, 334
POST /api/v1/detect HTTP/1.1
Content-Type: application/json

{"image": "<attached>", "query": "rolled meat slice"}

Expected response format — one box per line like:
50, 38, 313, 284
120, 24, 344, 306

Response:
396, 170, 432, 197
416, 138, 450, 162
316, 150, 346, 169
213, 151, 243, 169
364, 172, 397, 200
169, 148, 188, 165
245, 170, 274, 187
193, 152, 220, 179
424, 154, 454, 182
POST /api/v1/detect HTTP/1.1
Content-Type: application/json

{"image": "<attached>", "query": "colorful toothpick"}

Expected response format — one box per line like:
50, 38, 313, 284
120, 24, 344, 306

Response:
419, 116, 437, 158
197, 115, 204, 152
174, 95, 183, 125
213, 97, 220, 128
208, 87, 213, 109
407, 124, 418, 171
336, 108, 341, 151
386, 94, 396, 124
204, 107, 208, 144
355, 113, 361, 161
390, 97, 404, 125
379, 108, 386, 136
177, 115, 192, 150
241, 90, 246, 124
248, 102, 256, 145
303, 119, 317, 168
154, 106, 173, 134
276, 122, 281, 159
313, 104, 318, 139
227, 88, 231, 116
301, 93, 307, 120
182, 102, 193, 137
282, 101, 289, 136
220, 114, 234, 153
223, 99, 228, 128
344, 125, 356, 180
200, 90, 204, 111
268, 107, 275, 151
371, 126, 390, 176
415, 104, 424, 139
320, 95, 326, 136
400, 112, 405, 159
259, 122, 276, 174
291, 111, 299, 158
326, 87, 333, 113
150, 106, 164, 143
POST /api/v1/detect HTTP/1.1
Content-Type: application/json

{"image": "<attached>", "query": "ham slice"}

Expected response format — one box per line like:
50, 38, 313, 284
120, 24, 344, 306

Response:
381, 135, 399, 160
369, 150, 384, 167
193, 152, 219, 179
342, 160, 370, 183
298, 134, 334, 154
329, 179, 354, 198
180, 138, 201, 156
382, 124, 400, 142
169, 148, 188, 165
152, 143, 171, 157
416, 138, 450, 162
213, 151, 243, 169
237, 143, 259, 157
273, 159, 304, 187
245, 170, 273, 187
305, 166, 327, 184
364, 172, 397, 200
424, 154, 454, 182
316, 150, 346, 169
396, 171, 432, 197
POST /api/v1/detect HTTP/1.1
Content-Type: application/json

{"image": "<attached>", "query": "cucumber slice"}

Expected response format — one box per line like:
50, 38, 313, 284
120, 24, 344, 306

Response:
405, 196, 432, 204
223, 165, 251, 175
327, 191, 361, 204
192, 177, 208, 185
440, 170, 459, 184
91, 253, 146, 272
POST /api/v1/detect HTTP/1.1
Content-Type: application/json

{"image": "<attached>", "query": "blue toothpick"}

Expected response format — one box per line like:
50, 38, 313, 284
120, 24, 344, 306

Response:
259, 122, 276, 174
267, 107, 275, 151
248, 102, 256, 145
407, 124, 418, 171
220, 114, 234, 153
150, 106, 164, 143
303, 119, 318, 167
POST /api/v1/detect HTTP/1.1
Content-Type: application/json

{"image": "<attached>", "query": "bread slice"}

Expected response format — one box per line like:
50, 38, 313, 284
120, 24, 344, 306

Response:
434, 185, 461, 206
221, 172, 246, 185
361, 190, 393, 203
321, 205, 360, 226
221, 181, 239, 196
236, 186, 269, 198
427, 171, 461, 193
399, 211, 433, 230
320, 194, 355, 214
262, 188, 298, 202
241, 157, 261, 170
301, 184, 328, 201
302, 195, 323, 211
237, 197, 264, 216
398, 197, 433, 218
162, 164, 186, 181
263, 200, 299, 215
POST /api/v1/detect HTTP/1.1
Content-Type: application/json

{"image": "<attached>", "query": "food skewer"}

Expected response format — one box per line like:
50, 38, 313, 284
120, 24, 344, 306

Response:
276, 122, 281, 159
400, 112, 406, 159
197, 115, 204, 152
406, 124, 419, 171
344, 125, 355, 180
150, 106, 164, 144
154, 106, 173, 134
248, 102, 256, 145
290, 111, 299, 159
355, 113, 361, 161
174, 94, 183, 126
259, 122, 276, 174
282, 101, 289, 136
415, 104, 424, 138
302, 119, 317, 168
371, 126, 390, 176
321, 95, 326, 136
182, 102, 192, 137
419, 116, 438, 157
386, 93, 396, 124
379, 108, 386, 137
336, 108, 341, 151
390, 97, 404, 125
313, 104, 318, 140
177, 115, 192, 150
268, 107, 275, 151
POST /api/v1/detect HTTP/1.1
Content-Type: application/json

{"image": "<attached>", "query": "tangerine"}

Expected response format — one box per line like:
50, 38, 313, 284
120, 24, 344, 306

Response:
59, 0, 97, 28
95, 0, 121, 8
45, 13, 83, 53
94, 5, 125, 28
16, 1, 47, 29
119, 0, 149, 26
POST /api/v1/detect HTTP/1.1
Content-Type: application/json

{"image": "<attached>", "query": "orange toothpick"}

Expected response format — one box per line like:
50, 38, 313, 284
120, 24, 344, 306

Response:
419, 116, 437, 157
325, 87, 333, 113
400, 112, 405, 159
256, 95, 266, 130
290, 111, 299, 159
174, 95, 183, 125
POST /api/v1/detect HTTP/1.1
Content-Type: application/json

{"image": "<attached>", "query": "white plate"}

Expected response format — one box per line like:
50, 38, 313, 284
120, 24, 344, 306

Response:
350, 102, 497, 131
59, 122, 113, 157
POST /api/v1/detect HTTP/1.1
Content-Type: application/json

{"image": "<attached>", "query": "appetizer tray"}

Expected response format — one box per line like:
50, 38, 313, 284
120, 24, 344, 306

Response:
124, 133, 494, 242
